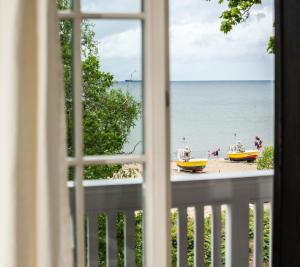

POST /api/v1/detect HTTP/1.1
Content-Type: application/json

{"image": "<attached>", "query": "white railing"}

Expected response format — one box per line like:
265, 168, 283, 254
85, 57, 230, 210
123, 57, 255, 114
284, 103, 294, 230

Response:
69, 170, 273, 267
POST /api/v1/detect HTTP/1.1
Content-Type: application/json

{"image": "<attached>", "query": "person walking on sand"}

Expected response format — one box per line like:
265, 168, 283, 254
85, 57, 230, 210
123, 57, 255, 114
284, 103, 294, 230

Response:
254, 136, 259, 149
211, 148, 220, 159
237, 141, 245, 152
254, 136, 263, 150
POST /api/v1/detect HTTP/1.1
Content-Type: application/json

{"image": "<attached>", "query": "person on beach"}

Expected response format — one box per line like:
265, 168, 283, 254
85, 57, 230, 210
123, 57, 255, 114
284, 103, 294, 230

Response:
183, 146, 191, 161
254, 136, 263, 150
211, 148, 220, 159
237, 141, 245, 152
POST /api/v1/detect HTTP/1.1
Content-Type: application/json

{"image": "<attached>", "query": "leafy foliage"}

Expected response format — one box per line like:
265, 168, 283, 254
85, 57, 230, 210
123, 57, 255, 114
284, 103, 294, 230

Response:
267, 36, 275, 54
257, 146, 274, 170
217, 0, 262, 33
97, 211, 143, 267
171, 210, 225, 266
58, 0, 140, 179
248, 207, 271, 263
56, 0, 71, 10
95, 208, 270, 266
209, 0, 275, 54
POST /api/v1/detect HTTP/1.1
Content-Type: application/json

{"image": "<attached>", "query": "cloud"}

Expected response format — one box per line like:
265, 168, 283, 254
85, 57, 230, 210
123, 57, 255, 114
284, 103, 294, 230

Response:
90, 0, 275, 80
254, 12, 267, 21
170, 0, 274, 80
81, 0, 140, 13
99, 27, 141, 60
95, 25, 142, 80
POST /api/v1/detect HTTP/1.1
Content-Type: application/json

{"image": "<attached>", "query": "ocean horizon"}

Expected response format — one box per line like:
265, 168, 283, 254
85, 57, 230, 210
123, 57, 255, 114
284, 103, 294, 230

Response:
115, 80, 274, 159
119, 79, 274, 82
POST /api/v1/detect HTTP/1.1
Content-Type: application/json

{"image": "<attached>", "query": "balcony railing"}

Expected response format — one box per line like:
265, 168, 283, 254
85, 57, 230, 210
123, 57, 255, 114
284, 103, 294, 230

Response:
69, 170, 273, 267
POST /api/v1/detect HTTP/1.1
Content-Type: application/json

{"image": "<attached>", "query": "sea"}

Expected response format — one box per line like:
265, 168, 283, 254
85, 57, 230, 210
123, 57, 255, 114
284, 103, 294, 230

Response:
115, 80, 274, 159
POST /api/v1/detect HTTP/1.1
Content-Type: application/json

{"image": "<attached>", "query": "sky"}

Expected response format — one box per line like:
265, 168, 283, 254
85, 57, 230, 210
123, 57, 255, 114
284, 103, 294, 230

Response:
81, 0, 275, 81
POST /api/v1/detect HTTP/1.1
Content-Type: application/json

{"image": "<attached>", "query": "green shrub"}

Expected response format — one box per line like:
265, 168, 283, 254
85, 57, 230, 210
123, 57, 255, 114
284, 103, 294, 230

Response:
257, 146, 274, 170
135, 212, 143, 267
93, 207, 270, 266
171, 210, 225, 267
248, 208, 270, 263
95, 212, 143, 267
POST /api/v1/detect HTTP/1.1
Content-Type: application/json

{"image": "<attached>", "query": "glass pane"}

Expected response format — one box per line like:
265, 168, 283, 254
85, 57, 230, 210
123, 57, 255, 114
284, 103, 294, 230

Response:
78, 17, 144, 267
59, 19, 74, 157
81, 20, 143, 156
59, 18, 76, 264
81, 0, 141, 13
57, 0, 72, 10
170, 0, 275, 175
83, 164, 144, 266
169, 0, 274, 266
66, 169, 76, 265
84, 163, 143, 180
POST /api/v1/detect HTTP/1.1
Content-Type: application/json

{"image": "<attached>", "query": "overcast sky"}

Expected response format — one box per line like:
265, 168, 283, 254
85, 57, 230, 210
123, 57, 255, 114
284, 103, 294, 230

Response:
82, 0, 274, 81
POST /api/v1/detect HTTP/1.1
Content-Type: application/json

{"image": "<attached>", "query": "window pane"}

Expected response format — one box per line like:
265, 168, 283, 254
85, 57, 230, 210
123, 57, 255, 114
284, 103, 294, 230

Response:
83, 164, 144, 266
169, 1, 274, 266
170, 0, 275, 175
79, 18, 144, 267
57, 0, 72, 10
81, 20, 143, 156
81, 0, 141, 13
59, 19, 74, 156
84, 163, 143, 180
59, 19, 76, 264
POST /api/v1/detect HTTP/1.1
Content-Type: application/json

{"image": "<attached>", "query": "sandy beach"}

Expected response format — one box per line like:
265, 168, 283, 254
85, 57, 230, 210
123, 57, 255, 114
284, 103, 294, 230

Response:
171, 158, 257, 175
123, 158, 258, 178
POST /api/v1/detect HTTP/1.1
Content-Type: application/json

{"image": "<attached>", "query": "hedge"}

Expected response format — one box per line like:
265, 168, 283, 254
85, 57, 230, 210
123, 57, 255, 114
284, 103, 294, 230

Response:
90, 207, 270, 266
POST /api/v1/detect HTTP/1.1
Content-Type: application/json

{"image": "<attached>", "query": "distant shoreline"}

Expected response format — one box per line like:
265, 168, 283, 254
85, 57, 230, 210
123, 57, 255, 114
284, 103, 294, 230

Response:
171, 159, 257, 175
117, 80, 275, 83
124, 159, 258, 177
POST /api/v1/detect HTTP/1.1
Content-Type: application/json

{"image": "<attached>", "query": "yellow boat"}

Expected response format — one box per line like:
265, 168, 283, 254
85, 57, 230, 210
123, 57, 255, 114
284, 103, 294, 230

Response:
176, 146, 208, 172
227, 150, 259, 162
176, 158, 208, 172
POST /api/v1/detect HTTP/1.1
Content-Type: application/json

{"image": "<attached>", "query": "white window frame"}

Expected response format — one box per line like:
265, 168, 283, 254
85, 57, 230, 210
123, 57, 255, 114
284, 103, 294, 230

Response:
58, 0, 171, 266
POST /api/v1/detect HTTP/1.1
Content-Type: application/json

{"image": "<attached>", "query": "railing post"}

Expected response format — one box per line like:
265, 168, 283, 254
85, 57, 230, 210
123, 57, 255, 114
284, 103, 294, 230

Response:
125, 210, 136, 267
87, 213, 99, 267
81, 172, 273, 267
269, 202, 273, 267
254, 201, 264, 267
212, 205, 222, 267
106, 212, 118, 267
144, 0, 171, 266
226, 200, 249, 267
177, 207, 187, 267
194, 205, 205, 267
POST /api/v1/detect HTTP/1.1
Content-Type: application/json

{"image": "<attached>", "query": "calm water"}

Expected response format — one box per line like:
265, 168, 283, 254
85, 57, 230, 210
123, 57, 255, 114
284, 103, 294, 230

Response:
115, 80, 274, 159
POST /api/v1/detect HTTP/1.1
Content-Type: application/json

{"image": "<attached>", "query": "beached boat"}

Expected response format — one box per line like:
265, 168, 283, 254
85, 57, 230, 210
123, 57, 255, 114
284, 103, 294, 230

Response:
176, 146, 208, 172
227, 142, 259, 162
176, 158, 208, 172
227, 150, 259, 161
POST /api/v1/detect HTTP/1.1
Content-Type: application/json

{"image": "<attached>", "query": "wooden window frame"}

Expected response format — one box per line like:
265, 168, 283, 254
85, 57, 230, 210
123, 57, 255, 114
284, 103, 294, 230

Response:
57, 0, 300, 265
58, 0, 171, 266
273, 0, 300, 266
